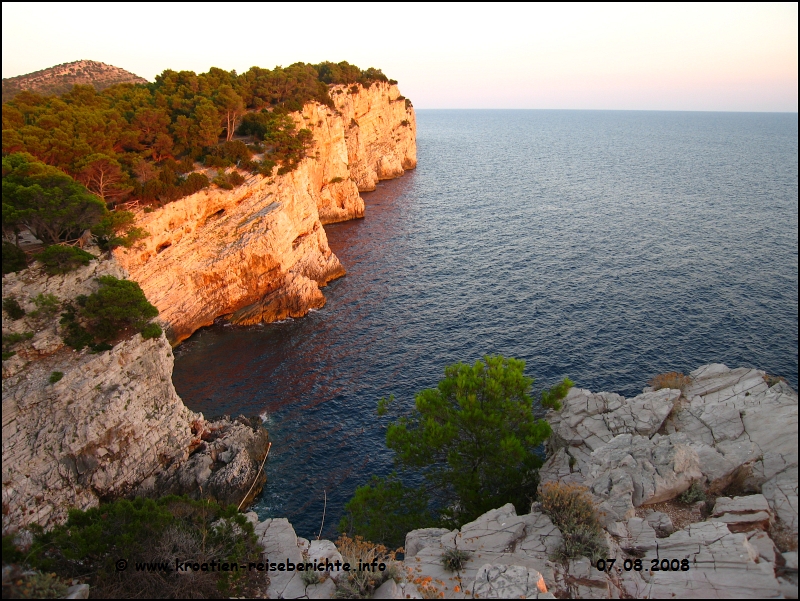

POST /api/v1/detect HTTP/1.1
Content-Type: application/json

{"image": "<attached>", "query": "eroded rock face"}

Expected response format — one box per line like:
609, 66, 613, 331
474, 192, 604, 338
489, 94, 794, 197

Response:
541, 364, 798, 533
114, 82, 416, 345
2, 259, 269, 532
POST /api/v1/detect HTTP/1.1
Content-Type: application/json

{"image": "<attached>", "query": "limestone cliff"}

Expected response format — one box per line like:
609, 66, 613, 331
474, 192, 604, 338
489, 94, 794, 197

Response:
2, 258, 268, 532
114, 82, 416, 344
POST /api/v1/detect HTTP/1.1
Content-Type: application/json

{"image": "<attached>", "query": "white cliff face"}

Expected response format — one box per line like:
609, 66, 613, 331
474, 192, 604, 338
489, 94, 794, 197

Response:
2, 260, 196, 531
114, 82, 416, 344
2, 258, 270, 533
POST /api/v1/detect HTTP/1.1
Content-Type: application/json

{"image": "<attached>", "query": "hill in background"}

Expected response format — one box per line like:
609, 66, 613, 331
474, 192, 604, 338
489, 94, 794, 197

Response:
3, 60, 148, 102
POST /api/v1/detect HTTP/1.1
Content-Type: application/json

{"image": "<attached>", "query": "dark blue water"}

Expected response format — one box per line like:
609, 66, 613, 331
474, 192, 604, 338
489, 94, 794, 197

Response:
173, 110, 798, 539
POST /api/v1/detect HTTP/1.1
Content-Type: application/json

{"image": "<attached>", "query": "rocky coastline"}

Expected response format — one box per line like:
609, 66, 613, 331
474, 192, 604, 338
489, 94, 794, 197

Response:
252, 364, 797, 599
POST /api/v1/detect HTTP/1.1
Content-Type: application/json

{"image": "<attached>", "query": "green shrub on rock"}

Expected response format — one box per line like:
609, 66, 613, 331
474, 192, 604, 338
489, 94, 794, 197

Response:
24, 496, 262, 598
3, 296, 26, 319
80, 276, 158, 341
141, 322, 163, 340
36, 245, 94, 275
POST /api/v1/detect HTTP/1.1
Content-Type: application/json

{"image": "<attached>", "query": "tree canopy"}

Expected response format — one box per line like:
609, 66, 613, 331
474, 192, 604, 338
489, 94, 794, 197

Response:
340, 356, 573, 547
2, 62, 392, 207
2, 152, 106, 244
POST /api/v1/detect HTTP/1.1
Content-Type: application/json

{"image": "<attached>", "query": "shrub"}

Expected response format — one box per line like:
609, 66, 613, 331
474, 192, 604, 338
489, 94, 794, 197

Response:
301, 569, 321, 586
333, 535, 398, 599
440, 548, 471, 572
31, 293, 60, 318
59, 303, 94, 351
539, 482, 607, 562
2, 331, 34, 360
0, 568, 67, 599
181, 172, 210, 195
3, 296, 25, 319
141, 322, 163, 340
541, 377, 574, 410
26, 496, 262, 598
2, 240, 28, 274
228, 171, 246, 187
212, 175, 233, 189
649, 371, 691, 392
678, 481, 706, 504
329, 176, 345, 184
36, 245, 94, 275
79, 276, 159, 342
400, 120, 410, 127
3, 332, 34, 346
49, 371, 64, 384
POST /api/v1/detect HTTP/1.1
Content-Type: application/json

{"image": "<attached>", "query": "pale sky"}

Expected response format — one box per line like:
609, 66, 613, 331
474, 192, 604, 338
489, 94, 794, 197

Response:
2, 2, 797, 111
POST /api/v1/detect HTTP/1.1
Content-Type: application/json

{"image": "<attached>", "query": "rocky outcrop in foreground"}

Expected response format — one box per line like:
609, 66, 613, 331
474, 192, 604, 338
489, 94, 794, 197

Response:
2, 258, 268, 532
114, 82, 416, 345
255, 365, 797, 599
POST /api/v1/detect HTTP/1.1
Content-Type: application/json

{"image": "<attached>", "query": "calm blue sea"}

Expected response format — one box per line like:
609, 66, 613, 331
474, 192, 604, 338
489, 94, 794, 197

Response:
173, 110, 799, 539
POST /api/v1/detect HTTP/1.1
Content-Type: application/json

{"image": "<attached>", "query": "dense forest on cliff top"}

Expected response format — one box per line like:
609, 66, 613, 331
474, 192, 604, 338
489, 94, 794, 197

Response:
2, 61, 395, 208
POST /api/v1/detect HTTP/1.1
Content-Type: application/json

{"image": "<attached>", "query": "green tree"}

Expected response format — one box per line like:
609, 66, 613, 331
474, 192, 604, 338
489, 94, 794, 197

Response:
2, 153, 106, 244
342, 356, 573, 544
339, 474, 433, 549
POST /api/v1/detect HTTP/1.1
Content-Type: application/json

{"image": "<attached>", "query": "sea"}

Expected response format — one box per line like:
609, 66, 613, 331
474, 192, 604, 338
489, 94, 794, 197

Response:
172, 110, 799, 539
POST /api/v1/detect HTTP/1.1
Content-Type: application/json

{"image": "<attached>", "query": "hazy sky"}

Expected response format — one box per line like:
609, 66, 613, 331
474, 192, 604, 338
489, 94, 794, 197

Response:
2, 2, 797, 111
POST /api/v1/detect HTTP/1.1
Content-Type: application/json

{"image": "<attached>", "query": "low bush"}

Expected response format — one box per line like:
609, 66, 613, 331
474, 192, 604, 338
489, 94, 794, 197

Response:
36, 245, 94, 275
22, 496, 263, 598
212, 175, 233, 190
649, 371, 691, 392
440, 548, 470, 572
228, 171, 246, 187
0, 567, 67, 599
2, 240, 28, 274
678, 481, 706, 504
49, 371, 64, 384
3, 331, 34, 346
329, 176, 345, 184
539, 482, 607, 562
333, 535, 399, 599
141, 322, 163, 340
541, 377, 574, 410
31, 293, 60, 318
3, 296, 26, 319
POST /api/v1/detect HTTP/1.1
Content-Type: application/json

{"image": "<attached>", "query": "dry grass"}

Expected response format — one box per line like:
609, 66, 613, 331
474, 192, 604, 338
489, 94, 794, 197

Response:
763, 374, 788, 388
648, 372, 691, 393
635, 499, 704, 533
539, 482, 607, 562
333, 534, 400, 599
